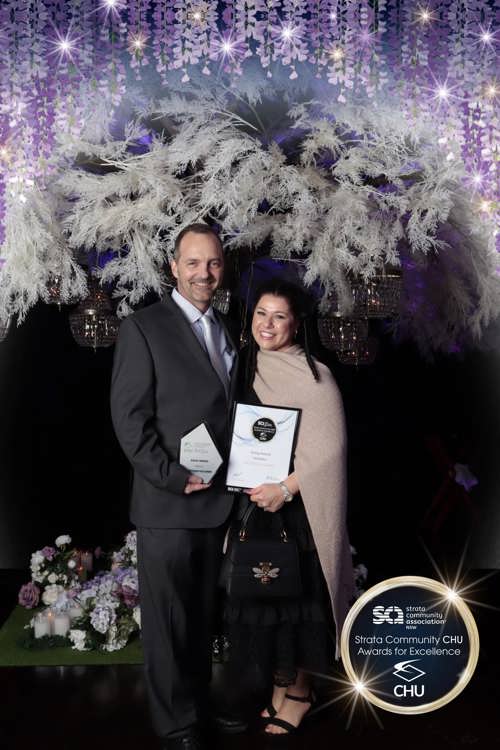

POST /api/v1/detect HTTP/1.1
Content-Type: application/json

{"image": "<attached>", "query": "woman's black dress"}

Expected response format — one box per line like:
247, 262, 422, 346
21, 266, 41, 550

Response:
222, 388, 335, 687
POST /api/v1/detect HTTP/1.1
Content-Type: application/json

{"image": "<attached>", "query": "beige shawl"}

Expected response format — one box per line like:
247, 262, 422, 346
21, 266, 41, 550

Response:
253, 345, 355, 659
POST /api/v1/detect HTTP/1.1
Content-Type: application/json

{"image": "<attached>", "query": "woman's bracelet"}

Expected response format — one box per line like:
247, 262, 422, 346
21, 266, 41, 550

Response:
279, 482, 293, 503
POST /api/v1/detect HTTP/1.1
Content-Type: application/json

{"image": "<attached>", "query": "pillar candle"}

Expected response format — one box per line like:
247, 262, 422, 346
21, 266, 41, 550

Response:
33, 613, 51, 639
53, 613, 71, 637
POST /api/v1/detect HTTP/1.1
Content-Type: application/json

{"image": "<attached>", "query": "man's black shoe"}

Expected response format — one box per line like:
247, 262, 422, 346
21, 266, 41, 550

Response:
210, 713, 248, 735
162, 726, 206, 749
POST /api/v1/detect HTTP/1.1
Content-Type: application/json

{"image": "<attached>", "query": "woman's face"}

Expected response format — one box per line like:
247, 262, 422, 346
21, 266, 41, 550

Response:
252, 293, 298, 352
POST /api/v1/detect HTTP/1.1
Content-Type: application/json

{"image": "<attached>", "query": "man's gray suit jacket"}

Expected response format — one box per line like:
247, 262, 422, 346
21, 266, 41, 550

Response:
110, 293, 238, 529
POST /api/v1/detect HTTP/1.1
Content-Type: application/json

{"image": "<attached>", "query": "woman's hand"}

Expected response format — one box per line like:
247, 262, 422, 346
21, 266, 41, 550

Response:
246, 483, 286, 512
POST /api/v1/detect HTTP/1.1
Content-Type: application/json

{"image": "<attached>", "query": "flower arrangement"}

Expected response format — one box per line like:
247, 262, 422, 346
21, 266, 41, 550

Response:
18, 535, 80, 609
68, 565, 140, 652
19, 532, 141, 653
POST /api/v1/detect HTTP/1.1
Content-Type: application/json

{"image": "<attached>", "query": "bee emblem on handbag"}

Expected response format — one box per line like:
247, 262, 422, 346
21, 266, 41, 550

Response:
252, 562, 280, 585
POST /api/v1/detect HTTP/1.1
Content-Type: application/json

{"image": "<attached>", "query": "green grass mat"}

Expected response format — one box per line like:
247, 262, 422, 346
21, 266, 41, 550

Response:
0, 607, 143, 667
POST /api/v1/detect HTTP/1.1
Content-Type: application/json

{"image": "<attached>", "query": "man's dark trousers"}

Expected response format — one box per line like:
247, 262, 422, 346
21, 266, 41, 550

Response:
137, 525, 226, 737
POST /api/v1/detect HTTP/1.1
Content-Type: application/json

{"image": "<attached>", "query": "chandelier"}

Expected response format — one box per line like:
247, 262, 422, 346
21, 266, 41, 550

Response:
352, 269, 403, 319
69, 280, 119, 349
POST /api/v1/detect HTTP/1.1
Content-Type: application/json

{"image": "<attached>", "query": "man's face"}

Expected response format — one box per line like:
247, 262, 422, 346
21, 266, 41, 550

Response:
171, 231, 224, 312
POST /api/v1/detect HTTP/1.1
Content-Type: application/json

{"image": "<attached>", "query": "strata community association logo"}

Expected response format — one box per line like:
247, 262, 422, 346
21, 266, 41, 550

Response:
340, 576, 479, 714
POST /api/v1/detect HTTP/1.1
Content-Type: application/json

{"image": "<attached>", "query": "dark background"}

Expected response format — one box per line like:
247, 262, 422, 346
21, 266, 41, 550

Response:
1, 297, 499, 578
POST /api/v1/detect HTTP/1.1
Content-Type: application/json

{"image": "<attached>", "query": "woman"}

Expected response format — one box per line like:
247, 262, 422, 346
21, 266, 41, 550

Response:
223, 279, 355, 736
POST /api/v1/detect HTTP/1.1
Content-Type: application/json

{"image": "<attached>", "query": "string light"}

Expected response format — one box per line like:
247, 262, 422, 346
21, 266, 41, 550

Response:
189, 5, 207, 24
281, 25, 297, 41
0, 146, 8, 160
50, 31, 78, 61
100, 0, 124, 16
436, 85, 449, 100
330, 47, 344, 62
480, 199, 492, 214
476, 25, 497, 47
485, 84, 497, 99
416, 6, 436, 24
128, 33, 147, 53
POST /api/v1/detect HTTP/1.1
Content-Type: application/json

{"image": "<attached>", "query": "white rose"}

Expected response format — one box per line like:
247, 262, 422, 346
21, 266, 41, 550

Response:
47, 573, 58, 584
68, 629, 90, 651
67, 559, 76, 569
133, 606, 141, 629
31, 551, 45, 568
42, 584, 65, 606
55, 535, 72, 548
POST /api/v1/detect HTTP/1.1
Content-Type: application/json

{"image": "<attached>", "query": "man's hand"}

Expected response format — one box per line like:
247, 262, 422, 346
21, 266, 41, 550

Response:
184, 474, 212, 494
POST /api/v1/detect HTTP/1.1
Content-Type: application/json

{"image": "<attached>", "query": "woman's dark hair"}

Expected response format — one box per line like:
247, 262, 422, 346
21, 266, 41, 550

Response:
245, 278, 320, 390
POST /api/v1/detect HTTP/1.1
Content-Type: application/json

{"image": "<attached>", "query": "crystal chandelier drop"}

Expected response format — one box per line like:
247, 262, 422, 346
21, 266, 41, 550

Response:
336, 336, 378, 366
69, 279, 119, 349
46, 273, 79, 308
352, 269, 402, 319
212, 288, 231, 315
317, 313, 369, 353
0, 316, 11, 342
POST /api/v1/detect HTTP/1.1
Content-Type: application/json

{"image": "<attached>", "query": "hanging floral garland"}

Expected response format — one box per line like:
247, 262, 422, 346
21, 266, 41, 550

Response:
1, 86, 497, 355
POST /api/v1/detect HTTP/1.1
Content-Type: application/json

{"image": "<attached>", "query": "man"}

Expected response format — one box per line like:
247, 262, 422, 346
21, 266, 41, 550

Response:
110, 224, 240, 749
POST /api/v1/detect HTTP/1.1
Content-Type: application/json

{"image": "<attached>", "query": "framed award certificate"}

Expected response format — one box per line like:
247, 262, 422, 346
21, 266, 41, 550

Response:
226, 402, 301, 492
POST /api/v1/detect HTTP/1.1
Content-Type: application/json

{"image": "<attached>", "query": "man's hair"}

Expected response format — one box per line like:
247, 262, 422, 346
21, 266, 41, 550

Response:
173, 223, 223, 260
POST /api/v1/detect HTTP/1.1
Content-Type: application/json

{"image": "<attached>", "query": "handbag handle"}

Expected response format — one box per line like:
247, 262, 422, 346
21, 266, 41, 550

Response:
238, 502, 289, 543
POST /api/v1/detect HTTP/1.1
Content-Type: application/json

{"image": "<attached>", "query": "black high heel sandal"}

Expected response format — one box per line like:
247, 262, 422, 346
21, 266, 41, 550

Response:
263, 690, 316, 736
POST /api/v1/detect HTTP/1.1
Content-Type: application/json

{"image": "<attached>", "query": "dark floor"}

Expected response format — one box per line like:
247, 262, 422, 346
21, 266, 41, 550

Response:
1, 569, 500, 749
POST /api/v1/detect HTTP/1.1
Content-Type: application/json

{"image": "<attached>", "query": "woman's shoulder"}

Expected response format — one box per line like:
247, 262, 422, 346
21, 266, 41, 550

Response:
312, 358, 339, 386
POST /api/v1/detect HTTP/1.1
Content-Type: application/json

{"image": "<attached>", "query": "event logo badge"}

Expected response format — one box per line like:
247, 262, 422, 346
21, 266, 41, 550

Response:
341, 576, 479, 714
252, 418, 276, 442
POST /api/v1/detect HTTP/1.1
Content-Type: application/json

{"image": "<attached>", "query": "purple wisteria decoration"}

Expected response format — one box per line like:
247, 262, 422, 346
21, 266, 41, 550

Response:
0, 1, 497, 352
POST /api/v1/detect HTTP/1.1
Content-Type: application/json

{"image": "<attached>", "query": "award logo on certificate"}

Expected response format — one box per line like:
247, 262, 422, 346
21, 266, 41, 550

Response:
226, 402, 301, 492
179, 423, 223, 483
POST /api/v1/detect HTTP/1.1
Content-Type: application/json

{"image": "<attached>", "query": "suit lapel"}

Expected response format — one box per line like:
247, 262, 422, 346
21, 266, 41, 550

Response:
161, 292, 216, 377
162, 291, 238, 401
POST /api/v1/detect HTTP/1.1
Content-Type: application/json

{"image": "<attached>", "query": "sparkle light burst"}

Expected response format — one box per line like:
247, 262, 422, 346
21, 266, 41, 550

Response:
100, 0, 125, 18
485, 83, 498, 100
49, 30, 79, 63
211, 32, 245, 64
279, 23, 300, 45
420, 536, 500, 616
330, 47, 344, 62
304, 662, 391, 730
416, 6, 437, 25
472, 25, 498, 48
128, 32, 147, 54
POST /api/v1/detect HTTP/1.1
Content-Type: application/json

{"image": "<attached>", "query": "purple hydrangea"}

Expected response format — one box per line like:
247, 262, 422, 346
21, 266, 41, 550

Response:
41, 546, 57, 560
18, 582, 40, 609
121, 585, 139, 608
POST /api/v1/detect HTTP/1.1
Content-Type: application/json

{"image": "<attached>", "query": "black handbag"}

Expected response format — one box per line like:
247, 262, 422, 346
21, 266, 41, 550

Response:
223, 504, 302, 600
